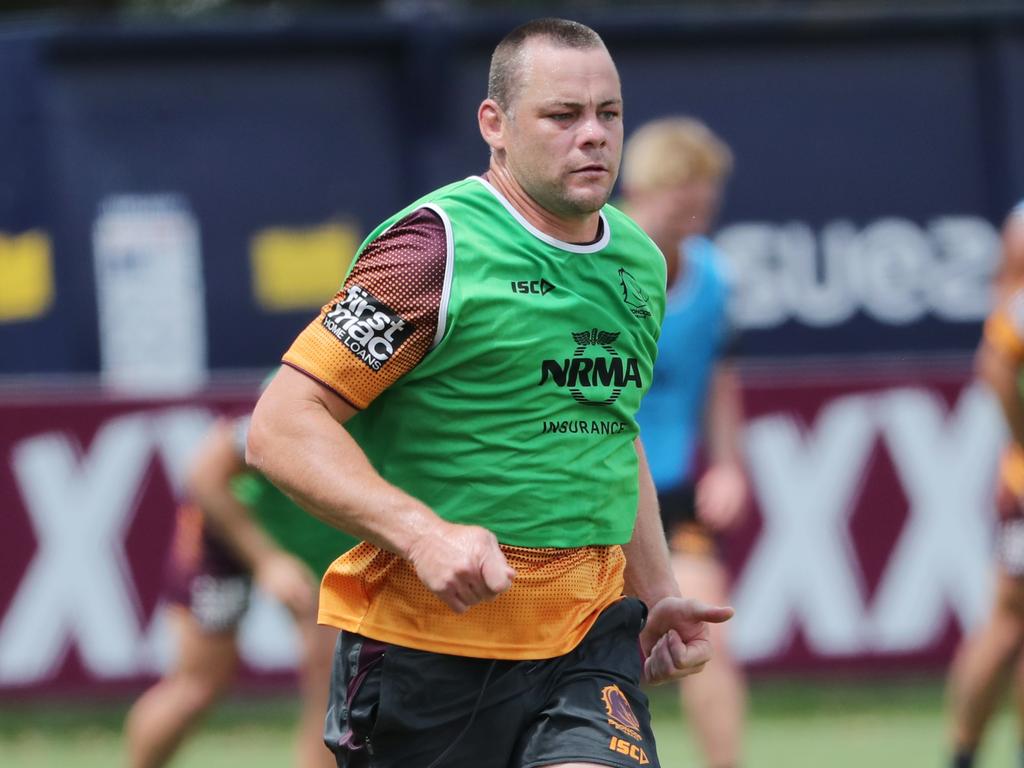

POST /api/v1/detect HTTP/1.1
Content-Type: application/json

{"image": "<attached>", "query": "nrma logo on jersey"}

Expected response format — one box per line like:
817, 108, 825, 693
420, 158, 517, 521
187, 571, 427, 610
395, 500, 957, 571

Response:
538, 328, 641, 406
322, 285, 414, 370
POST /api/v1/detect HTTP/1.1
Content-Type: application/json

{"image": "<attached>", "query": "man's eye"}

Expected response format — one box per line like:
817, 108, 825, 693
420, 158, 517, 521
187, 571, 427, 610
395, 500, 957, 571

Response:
549, 113, 573, 121
600, 111, 620, 121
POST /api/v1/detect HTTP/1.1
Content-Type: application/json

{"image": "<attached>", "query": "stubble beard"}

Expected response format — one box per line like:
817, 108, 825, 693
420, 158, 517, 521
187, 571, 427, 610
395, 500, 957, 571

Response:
537, 174, 613, 219
507, 153, 614, 219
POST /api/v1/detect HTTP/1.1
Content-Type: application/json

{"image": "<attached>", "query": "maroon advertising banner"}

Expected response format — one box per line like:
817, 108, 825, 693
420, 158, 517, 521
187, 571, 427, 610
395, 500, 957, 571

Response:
0, 386, 261, 699
0, 361, 1005, 697
728, 359, 1001, 674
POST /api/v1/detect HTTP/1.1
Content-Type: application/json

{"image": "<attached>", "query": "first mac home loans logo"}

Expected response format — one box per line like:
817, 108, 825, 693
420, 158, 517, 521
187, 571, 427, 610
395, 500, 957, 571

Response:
538, 328, 641, 407
322, 285, 414, 370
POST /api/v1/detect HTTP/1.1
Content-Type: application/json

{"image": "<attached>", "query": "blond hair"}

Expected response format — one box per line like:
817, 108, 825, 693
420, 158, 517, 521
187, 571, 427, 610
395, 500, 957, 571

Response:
622, 117, 733, 192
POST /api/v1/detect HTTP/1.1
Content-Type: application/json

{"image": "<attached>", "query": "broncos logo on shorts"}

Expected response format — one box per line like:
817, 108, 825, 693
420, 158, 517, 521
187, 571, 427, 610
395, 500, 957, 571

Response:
602, 683, 643, 741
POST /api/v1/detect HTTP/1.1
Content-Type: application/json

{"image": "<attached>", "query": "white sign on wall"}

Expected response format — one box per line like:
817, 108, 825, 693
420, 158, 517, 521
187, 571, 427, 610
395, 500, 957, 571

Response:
718, 215, 999, 329
93, 194, 208, 394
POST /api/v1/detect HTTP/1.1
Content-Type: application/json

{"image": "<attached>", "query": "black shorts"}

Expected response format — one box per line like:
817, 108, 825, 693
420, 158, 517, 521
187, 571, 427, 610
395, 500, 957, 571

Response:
657, 484, 717, 557
324, 597, 659, 768
657, 484, 697, 529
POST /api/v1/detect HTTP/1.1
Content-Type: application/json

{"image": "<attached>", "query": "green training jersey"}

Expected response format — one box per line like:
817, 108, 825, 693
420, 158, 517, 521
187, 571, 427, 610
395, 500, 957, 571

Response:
285, 176, 666, 548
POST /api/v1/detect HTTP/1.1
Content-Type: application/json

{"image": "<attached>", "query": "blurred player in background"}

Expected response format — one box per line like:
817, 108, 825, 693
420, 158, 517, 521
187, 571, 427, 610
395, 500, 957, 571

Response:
947, 201, 1024, 768
248, 17, 733, 768
623, 117, 749, 768
124, 412, 357, 768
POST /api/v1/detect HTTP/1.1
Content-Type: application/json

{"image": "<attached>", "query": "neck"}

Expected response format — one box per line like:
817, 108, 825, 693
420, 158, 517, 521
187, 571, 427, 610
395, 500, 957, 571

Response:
485, 160, 601, 244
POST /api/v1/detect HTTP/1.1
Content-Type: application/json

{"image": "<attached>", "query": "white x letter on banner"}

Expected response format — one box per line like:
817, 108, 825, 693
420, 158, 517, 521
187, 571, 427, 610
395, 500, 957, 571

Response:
0, 415, 153, 683
869, 385, 1003, 650
732, 395, 876, 661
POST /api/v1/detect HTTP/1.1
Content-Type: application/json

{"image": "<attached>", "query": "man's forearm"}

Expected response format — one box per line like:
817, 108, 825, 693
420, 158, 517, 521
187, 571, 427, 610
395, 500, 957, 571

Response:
188, 419, 282, 571
248, 367, 514, 614
196, 479, 282, 572
246, 368, 444, 560
623, 438, 681, 607
706, 362, 744, 468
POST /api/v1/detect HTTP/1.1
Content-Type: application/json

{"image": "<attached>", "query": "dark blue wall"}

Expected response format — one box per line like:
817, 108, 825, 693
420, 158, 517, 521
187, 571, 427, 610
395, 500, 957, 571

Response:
2, 9, 1023, 373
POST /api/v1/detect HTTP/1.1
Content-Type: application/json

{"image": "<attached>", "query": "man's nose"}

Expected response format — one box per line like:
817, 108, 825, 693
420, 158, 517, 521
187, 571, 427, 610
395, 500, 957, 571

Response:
577, 114, 608, 146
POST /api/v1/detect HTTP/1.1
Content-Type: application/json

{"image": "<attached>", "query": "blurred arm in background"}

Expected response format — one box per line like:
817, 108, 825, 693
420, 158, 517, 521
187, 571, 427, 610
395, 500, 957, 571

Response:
187, 416, 315, 620
697, 360, 748, 532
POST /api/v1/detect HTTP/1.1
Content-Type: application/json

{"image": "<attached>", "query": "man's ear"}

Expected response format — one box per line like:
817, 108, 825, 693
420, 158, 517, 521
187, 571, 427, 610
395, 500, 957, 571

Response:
478, 98, 507, 152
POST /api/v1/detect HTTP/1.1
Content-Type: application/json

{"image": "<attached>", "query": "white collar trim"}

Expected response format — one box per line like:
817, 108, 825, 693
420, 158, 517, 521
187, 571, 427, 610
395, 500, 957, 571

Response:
470, 175, 611, 254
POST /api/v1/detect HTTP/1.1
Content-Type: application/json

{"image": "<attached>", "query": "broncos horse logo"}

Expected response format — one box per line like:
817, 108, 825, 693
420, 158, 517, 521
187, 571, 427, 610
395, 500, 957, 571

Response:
618, 268, 649, 310
601, 684, 642, 740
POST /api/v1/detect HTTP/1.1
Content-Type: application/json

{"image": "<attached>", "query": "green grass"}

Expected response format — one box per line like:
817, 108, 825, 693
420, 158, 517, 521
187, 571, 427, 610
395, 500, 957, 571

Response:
651, 676, 1018, 767
0, 677, 1017, 767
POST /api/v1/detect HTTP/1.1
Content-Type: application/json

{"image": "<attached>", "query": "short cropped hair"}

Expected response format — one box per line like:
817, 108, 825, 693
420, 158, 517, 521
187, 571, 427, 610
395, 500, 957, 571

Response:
622, 117, 734, 192
487, 18, 605, 114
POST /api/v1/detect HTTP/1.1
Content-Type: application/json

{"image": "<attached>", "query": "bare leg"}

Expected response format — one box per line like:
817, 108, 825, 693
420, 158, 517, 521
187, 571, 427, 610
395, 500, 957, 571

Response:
673, 552, 746, 768
294, 622, 339, 768
124, 606, 239, 768
948, 570, 1024, 754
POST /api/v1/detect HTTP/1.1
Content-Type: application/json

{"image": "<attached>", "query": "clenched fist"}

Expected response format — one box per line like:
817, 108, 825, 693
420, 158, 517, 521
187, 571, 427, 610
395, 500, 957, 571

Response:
407, 521, 516, 613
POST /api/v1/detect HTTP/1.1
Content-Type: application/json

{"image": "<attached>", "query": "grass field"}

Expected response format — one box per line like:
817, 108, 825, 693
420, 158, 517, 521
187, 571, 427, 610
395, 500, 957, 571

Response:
0, 677, 1016, 767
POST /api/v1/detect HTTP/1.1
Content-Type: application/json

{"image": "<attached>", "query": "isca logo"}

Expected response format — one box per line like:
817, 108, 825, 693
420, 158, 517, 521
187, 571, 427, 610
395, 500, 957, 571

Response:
538, 328, 641, 407
322, 285, 414, 370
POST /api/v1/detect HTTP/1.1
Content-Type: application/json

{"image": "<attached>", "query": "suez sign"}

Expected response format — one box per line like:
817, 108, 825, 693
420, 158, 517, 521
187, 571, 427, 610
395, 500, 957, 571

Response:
0, 370, 1007, 693
718, 215, 999, 329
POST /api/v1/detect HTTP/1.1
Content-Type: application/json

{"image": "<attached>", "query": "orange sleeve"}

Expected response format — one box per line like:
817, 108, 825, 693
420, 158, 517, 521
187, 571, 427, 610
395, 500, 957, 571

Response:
282, 208, 449, 409
985, 294, 1024, 363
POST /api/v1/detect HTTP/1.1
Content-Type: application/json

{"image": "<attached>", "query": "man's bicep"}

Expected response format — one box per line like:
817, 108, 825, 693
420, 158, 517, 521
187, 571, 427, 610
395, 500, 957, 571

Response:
265, 365, 359, 425
635, 436, 650, 465
247, 365, 357, 476
635, 438, 658, 504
